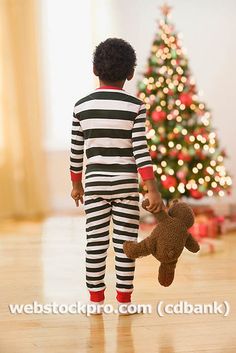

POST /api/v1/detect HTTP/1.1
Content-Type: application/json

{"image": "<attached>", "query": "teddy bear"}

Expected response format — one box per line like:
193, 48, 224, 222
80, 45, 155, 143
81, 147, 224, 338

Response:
123, 198, 200, 287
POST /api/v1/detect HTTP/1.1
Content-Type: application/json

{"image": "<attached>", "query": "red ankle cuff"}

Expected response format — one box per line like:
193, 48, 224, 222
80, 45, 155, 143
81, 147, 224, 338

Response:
89, 289, 105, 302
116, 290, 132, 303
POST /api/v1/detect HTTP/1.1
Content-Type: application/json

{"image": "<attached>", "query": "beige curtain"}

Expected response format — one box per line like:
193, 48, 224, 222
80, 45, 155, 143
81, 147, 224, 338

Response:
0, 0, 50, 219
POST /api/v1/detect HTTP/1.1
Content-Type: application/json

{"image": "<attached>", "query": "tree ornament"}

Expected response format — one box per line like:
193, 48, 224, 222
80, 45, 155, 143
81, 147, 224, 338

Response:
150, 150, 158, 159
189, 189, 204, 199
158, 91, 165, 99
189, 147, 196, 156
199, 184, 207, 193
178, 151, 191, 162
168, 132, 175, 140
146, 67, 153, 75
151, 55, 158, 64
160, 2, 172, 17
179, 92, 193, 106
152, 110, 167, 122
151, 135, 160, 143
171, 49, 177, 59
139, 82, 146, 90
177, 169, 187, 180
169, 149, 178, 157
161, 175, 177, 189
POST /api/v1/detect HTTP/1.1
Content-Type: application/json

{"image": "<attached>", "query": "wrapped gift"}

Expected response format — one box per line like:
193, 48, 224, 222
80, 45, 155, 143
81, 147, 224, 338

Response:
189, 222, 208, 238
207, 217, 220, 238
189, 215, 220, 239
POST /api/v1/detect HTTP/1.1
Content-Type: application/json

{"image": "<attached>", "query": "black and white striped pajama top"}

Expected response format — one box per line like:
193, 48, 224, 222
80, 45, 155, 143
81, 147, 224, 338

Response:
70, 86, 155, 184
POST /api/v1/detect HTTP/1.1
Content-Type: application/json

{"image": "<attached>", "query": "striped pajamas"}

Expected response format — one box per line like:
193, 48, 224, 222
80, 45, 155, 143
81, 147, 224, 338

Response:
84, 173, 140, 294
69, 86, 155, 302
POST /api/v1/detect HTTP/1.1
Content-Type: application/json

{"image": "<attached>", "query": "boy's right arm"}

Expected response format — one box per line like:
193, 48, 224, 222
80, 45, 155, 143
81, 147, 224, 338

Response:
131, 103, 165, 213
70, 106, 84, 206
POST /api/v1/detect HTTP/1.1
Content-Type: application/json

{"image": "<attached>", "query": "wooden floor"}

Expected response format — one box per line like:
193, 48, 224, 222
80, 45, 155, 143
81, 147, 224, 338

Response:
0, 215, 236, 353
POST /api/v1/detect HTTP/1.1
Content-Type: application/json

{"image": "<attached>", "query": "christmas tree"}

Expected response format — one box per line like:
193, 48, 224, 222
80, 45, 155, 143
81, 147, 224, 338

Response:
138, 3, 232, 201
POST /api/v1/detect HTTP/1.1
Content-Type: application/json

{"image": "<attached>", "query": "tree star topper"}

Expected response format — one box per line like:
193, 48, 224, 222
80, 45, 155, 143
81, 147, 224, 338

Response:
160, 2, 172, 17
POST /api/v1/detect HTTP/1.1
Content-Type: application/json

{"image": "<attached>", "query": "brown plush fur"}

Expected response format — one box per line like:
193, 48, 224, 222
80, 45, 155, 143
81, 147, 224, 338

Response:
123, 199, 200, 287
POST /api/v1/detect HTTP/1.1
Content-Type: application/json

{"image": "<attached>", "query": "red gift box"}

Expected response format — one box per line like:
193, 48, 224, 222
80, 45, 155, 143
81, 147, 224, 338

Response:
207, 218, 219, 238
189, 216, 220, 239
189, 223, 208, 238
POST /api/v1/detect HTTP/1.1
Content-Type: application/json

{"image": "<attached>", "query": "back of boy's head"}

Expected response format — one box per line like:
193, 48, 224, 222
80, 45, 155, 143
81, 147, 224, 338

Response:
93, 38, 137, 83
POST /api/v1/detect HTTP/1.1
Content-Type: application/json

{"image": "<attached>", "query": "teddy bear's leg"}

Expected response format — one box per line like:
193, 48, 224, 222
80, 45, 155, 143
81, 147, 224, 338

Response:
185, 233, 200, 253
158, 260, 177, 287
123, 239, 152, 259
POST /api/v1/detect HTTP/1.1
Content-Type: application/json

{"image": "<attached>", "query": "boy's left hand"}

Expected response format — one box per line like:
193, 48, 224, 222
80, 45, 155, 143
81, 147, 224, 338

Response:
146, 190, 165, 213
71, 182, 84, 207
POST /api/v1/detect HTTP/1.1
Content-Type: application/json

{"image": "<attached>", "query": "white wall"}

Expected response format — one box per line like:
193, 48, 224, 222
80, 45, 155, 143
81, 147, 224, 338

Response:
39, 0, 94, 151
39, 0, 236, 210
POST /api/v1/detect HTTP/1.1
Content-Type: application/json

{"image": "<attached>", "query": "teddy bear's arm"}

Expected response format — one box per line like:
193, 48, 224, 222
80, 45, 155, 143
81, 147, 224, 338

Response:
185, 233, 200, 253
123, 238, 153, 259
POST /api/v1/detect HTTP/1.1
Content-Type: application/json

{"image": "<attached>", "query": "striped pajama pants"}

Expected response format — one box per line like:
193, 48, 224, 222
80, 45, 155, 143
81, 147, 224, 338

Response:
84, 172, 140, 302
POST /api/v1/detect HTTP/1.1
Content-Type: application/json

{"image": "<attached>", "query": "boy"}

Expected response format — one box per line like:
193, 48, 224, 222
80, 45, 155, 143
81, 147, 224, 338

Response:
70, 38, 164, 311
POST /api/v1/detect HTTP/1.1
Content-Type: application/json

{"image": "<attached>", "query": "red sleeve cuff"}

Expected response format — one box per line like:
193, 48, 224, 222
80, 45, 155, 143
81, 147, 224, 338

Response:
70, 171, 82, 182
138, 166, 155, 181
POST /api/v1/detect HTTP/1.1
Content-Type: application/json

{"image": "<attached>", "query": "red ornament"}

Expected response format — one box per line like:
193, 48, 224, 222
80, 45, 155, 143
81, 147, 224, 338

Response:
177, 170, 186, 180
169, 149, 178, 157
150, 150, 158, 159
146, 67, 153, 75
190, 189, 204, 199
193, 128, 205, 137
178, 151, 191, 162
179, 92, 193, 107
184, 135, 191, 143
160, 135, 165, 142
161, 175, 177, 189
152, 110, 167, 122
200, 127, 206, 134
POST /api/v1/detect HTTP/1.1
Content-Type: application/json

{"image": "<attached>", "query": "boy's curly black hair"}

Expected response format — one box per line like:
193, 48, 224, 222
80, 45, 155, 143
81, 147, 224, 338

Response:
93, 38, 137, 83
